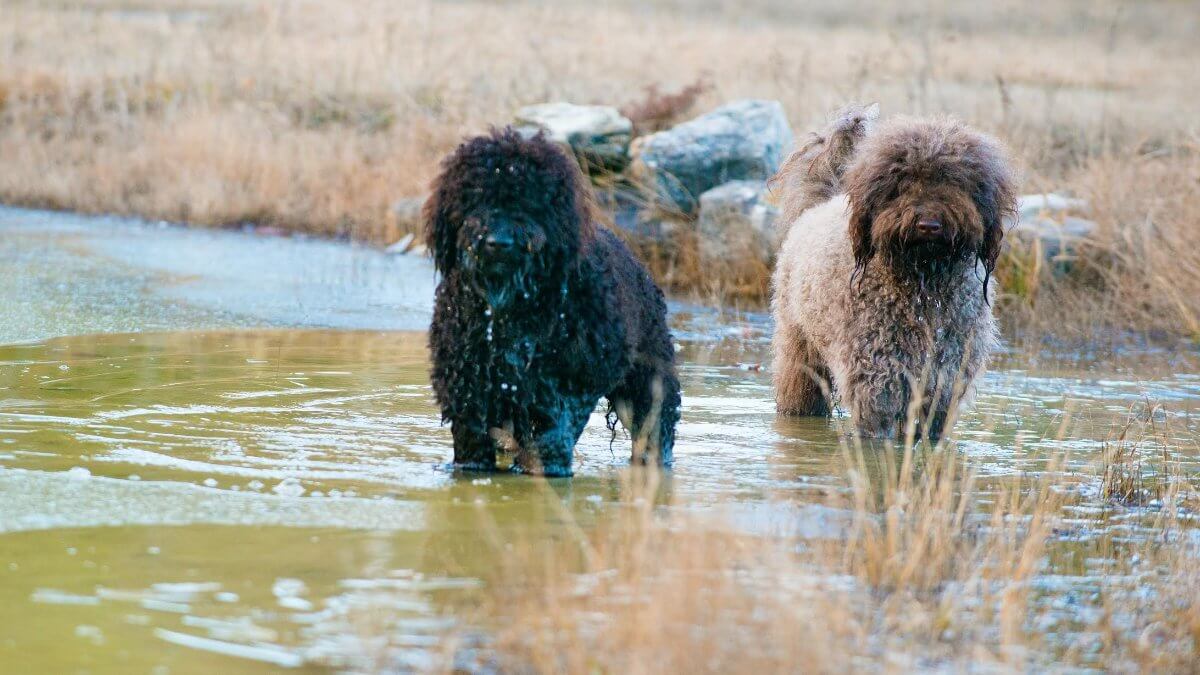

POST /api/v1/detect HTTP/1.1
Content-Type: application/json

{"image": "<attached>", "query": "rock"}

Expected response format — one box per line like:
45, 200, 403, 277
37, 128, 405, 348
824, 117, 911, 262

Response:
1013, 216, 1098, 262
388, 197, 424, 254
630, 99, 793, 216
696, 180, 779, 263
594, 184, 681, 244
385, 232, 415, 254
514, 102, 633, 173
1011, 192, 1096, 265
1017, 193, 1088, 220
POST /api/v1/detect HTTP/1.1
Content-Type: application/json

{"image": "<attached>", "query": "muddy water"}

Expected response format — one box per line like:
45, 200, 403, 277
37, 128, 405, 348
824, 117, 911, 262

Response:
2, 328, 1198, 672
1, 208, 1199, 672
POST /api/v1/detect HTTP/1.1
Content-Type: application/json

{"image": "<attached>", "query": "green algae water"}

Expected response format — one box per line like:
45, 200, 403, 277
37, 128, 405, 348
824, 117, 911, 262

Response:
2, 329, 1198, 672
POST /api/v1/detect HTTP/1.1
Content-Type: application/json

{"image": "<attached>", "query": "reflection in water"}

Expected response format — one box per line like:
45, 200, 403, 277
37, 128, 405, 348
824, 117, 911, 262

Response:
0, 328, 1197, 671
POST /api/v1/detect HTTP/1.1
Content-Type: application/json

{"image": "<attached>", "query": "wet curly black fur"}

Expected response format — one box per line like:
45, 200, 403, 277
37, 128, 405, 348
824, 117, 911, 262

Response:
425, 128, 680, 477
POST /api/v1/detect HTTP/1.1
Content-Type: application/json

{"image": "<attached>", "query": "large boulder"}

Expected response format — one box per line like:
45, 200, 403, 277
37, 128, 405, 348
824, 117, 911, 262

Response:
696, 180, 779, 264
594, 184, 681, 245
514, 102, 633, 173
630, 99, 793, 216
387, 197, 427, 255
1011, 192, 1097, 265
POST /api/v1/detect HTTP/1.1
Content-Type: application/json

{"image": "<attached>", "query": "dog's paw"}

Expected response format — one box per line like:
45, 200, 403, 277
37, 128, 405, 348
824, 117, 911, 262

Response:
452, 461, 498, 474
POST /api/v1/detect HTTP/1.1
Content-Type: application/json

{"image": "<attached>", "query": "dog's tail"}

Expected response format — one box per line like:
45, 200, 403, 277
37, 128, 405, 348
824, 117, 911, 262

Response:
770, 103, 880, 239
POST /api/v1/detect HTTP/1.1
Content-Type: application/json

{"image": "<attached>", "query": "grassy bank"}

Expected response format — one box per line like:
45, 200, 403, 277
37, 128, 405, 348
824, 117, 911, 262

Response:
2, 0, 1199, 338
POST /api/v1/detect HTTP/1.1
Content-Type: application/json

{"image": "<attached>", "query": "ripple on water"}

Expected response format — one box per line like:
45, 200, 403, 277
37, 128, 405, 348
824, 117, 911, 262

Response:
1, 328, 1198, 671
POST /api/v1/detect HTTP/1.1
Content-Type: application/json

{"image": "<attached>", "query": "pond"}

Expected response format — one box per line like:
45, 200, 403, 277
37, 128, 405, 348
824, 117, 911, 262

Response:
0, 207, 1197, 672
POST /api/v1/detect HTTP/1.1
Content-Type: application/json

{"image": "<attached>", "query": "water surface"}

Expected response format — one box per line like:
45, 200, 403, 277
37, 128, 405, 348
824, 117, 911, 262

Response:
1, 208, 1198, 672
2, 327, 1197, 672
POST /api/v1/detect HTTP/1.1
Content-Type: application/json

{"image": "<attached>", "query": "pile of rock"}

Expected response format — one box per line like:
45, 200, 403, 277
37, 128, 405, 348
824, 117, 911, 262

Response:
389, 99, 1099, 283
1009, 192, 1097, 273
390, 98, 794, 274
513, 102, 633, 173
507, 98, 791, 270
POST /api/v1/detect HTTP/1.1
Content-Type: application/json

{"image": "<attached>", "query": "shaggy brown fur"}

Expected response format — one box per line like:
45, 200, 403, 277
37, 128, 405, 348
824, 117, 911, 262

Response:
771, 103, 879, 235
425, 128, 680, 476
771, 112, 1016, 438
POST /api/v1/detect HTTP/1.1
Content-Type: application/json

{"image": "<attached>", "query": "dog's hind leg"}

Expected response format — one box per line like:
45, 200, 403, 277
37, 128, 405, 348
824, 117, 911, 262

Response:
649, 370, 681, 466
611, 366, 680, 467
773, 324, 831, 416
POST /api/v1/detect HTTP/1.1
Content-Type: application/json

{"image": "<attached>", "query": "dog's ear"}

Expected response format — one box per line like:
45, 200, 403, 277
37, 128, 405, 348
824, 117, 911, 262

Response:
422, 185, 453, 274
847, 191, 877, 272
972, 141, 1017, 292
844, 153, 897, 273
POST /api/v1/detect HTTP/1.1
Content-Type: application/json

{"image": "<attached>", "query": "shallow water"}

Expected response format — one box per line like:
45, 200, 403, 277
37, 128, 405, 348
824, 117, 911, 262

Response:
0, 205, 434, 344
2, 328, 1198, 672
1, 208, 1199, 672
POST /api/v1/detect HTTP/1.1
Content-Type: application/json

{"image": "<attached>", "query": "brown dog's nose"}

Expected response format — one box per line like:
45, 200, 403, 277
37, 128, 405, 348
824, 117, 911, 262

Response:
916, 219, 943, 237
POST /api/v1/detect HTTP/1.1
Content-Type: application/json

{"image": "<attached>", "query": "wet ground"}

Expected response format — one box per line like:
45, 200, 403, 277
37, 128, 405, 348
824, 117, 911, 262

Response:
1, 207, 1198, 672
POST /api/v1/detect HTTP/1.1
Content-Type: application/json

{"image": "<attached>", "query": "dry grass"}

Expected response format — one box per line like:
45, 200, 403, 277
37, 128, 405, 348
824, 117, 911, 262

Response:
1, 0, 1199, 333
406, 416, 1200, 673
620, 76, 712, 135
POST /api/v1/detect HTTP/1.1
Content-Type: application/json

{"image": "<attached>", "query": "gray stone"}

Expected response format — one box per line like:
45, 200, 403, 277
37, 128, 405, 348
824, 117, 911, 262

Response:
385, 232, 415, 255
630, 99, 793, 216
1013, 215, 1098, 262
594, 185, 680, 245
696, 180, 779, 263
1011, 192, 1096, 263
514, 102, 633, 172
1017, 193, 1088, 221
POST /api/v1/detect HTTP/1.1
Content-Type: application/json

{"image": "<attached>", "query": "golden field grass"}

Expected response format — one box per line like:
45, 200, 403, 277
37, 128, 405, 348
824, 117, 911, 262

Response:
3, 5, 1200, 671
2, 0, 1200, 339
337, 404, 1200, 674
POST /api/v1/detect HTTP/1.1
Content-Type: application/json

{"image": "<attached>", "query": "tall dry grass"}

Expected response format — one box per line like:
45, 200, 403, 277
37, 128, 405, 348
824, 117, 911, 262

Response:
429, 424, 1200, 673
1, 0, 1199, 335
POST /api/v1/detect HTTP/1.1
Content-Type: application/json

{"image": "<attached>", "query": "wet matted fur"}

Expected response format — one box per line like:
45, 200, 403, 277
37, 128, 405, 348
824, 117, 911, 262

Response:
425, 128, 680, 476
771, 109, 1016, 438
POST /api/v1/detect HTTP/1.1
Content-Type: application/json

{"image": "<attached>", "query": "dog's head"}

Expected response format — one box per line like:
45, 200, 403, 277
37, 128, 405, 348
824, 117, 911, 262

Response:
844, 117, 1015, 284
424, 127, 593, 309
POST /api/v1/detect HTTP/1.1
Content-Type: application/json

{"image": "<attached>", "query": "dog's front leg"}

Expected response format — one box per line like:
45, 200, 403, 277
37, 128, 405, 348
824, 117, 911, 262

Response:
843, 361, 912, 439
451, 421, 497, 472
517, 395, 594, 477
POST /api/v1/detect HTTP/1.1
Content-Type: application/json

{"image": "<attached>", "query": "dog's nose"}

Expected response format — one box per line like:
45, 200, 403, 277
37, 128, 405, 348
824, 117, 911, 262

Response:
916, 219, 943, 237
483, 232, 515, 253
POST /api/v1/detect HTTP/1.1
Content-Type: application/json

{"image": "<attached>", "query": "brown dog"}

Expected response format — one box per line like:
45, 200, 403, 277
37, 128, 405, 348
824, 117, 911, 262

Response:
771, 107, 1016, 438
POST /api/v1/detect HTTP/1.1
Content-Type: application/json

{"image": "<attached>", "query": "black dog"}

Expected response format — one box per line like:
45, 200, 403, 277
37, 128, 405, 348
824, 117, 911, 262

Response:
425, 128, 680, 476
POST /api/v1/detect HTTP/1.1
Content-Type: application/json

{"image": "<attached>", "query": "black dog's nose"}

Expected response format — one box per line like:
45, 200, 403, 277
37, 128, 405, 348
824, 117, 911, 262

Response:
483, 232, 515, 253
916, 219, 943, 237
